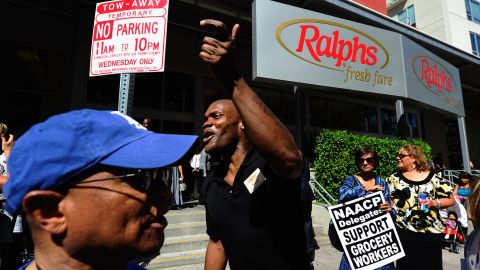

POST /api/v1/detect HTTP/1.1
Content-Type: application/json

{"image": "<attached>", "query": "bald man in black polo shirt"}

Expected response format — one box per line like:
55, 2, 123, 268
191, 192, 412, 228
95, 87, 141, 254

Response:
199, 19, 311, 270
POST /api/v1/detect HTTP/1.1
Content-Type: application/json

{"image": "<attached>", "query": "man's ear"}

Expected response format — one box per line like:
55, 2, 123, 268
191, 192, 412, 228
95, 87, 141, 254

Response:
22, 190, 67, 235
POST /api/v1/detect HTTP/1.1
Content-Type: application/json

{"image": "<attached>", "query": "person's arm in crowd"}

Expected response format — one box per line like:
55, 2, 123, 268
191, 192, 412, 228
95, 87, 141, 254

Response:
1, 134, 14, 160
205, 238, 227, 270
424, 194, 455, 209
178, 165, 184, 181
452, 184, 458, 197
0, 134, 14, 188
0, 176, 7, 188
199, 19, 302, 179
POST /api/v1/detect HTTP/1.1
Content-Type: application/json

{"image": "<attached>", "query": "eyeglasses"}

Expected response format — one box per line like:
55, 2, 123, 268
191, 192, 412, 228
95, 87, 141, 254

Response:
69, 169, 168, 193
396, 154, 411, 159
356, 157, 375, 164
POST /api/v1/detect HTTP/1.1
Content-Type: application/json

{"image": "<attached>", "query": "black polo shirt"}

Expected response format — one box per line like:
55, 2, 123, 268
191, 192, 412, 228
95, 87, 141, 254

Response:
202, 149, 310, 270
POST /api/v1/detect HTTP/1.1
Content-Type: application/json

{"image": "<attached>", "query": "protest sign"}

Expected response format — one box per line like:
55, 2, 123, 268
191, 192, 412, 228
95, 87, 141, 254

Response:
328, 191, 405, 270
90, 0, 169, 76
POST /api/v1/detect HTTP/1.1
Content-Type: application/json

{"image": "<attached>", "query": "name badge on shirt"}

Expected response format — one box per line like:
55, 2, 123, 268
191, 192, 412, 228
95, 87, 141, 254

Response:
243, 168, 266, 194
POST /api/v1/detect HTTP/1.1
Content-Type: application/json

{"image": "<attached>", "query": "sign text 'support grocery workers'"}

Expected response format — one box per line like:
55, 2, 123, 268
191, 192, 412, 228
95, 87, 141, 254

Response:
328, 192, 405, 270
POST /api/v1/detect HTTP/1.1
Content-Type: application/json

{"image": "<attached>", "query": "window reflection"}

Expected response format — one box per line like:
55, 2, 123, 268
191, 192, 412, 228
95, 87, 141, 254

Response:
330, 100, 365, 131
87, 71, 195, 113
255, 87, 295, 125
381, 109, 397, 136
309, 97, 379, 134
310, 98, 328, 128
86, 75, 120, 105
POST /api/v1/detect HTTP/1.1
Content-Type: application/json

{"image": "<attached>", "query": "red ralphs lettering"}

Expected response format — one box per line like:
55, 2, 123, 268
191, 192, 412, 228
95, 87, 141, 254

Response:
420, 58, 453, 93
295, 25, 378, 67
276, 19, 389, 71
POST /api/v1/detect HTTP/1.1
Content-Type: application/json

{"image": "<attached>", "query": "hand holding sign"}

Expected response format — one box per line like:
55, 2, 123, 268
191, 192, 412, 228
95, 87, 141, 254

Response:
379, 201, 392, 213
329, 191, 404, 270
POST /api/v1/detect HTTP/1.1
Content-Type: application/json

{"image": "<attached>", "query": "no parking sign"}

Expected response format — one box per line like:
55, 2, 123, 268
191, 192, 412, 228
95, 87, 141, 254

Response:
89, 0, 169, 76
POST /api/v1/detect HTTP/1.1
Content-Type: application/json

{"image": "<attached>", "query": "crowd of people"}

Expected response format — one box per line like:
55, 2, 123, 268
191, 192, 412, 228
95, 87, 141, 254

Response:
0, 18, 477, 270
337, 144, 479, 270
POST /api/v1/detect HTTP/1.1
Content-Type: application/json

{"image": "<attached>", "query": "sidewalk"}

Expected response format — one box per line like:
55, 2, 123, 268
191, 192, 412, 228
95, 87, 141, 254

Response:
313, 242, 463, 270
156, 236, 464, 270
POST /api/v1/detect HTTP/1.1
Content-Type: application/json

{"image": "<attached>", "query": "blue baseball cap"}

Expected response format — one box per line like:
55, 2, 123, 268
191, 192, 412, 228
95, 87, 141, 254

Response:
4, 109, 198, 214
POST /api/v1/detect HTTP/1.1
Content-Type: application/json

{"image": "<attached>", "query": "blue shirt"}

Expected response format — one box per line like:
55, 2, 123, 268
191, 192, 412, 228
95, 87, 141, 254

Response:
338, 175, 391, 203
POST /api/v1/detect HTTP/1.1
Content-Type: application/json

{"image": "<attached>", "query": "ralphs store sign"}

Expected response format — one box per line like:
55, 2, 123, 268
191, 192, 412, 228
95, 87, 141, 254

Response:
253, 0, 407, 98
278, 20, 386, 70
402, 37, 464, 116
253, 0, 464, 116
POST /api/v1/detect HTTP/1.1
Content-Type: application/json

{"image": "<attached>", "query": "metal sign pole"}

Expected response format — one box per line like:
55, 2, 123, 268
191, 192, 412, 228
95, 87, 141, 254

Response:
118, 73, 136, 115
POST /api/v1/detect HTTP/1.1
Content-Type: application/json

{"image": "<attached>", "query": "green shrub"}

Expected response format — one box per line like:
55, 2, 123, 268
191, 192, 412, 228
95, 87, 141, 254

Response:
312, 129, 431, 200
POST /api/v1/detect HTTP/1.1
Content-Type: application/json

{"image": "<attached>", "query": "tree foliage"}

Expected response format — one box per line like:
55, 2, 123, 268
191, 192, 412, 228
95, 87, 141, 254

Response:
312, 129, 431, 200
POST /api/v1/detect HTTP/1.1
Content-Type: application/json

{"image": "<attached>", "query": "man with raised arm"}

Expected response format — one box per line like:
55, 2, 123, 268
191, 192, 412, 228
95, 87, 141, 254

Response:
199, 19, 311, 270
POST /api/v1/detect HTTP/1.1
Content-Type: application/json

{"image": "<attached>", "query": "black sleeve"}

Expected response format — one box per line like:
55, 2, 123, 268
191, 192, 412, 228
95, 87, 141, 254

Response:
205, 208, 222, 242
201, 174, 222, 242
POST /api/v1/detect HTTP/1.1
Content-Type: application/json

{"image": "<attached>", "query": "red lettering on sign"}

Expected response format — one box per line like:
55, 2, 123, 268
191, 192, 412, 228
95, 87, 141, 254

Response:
295, 24, 378, 67
93, 21, 114, 41
420, 58, 453, 93
96, 0, 168, 14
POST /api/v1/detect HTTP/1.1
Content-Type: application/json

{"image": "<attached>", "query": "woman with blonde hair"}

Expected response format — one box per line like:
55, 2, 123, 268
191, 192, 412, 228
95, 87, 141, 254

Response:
464, 176, 480, 270
387, 144, 454, 269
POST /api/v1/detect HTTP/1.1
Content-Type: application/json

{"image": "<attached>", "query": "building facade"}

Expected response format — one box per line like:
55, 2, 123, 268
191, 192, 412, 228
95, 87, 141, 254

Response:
387, 0, 480, 167
388, 0, 480, 57
2, 0, 479, 169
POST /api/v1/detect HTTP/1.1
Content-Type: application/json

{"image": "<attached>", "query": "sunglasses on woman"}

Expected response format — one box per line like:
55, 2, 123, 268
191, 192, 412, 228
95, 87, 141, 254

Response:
356, 157, 375, 164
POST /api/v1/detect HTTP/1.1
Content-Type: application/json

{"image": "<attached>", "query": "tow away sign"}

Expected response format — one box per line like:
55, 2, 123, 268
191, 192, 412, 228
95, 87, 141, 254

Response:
89, 0, 169, 76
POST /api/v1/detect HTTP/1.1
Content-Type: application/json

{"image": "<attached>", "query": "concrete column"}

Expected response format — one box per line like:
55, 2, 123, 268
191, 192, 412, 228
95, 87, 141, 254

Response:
458, 116, 471, 172
395, 99, 404, 122
294, 85, 305, 151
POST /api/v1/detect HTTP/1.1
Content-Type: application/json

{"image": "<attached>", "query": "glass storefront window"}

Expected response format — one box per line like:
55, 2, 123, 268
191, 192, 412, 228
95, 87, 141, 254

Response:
309, 97, 378, 133
381, 109, 398, 136
203, 78, 223, 109
87, 71, 195, 112
163, 120, 194, 135
86, 75, 120, 105
133, 73, 164, 108
330, 100, 366, 132
2, 47, 66, 95
365, 107, 378, 133
406, 112, 419, 137
381, 109, 419, 137
282, 94, 295, 125
163, 71, 195, 112
255, 87, 295, 125
310, 98, 328, 128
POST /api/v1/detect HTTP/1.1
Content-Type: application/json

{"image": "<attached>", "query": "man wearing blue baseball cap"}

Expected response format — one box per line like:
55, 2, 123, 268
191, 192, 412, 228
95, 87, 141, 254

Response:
3, 109, 197, 270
